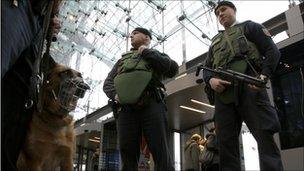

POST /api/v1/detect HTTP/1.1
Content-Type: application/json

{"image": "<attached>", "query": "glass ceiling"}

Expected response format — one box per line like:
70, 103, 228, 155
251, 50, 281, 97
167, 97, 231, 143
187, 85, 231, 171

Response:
49, 0, 295, 120
50, 0, 218, 120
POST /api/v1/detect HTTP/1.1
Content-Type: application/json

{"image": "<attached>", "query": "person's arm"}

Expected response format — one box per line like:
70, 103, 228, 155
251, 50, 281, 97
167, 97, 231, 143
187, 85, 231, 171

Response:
103, 60, 120, 99
244, 21, 281, 78
141, 49, 178, 78
205, 134, 218, 152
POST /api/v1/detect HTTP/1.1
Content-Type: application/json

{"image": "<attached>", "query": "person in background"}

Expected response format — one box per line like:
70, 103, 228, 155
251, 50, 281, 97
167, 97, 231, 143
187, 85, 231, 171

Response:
184, 134, 205, 171
202, 128, 219, 171
91, 148, 100, 171
103, 27, 178, 171
202, 1, 283, 171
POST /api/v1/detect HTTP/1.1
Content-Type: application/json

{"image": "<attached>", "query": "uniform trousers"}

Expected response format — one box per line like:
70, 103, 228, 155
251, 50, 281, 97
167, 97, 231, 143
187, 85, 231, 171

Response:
116, 97, 174, 171
214, 85, 283, 171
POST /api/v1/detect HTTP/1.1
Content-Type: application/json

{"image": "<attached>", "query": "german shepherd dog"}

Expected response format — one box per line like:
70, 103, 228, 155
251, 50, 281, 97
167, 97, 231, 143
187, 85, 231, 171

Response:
17, 61, 89, 171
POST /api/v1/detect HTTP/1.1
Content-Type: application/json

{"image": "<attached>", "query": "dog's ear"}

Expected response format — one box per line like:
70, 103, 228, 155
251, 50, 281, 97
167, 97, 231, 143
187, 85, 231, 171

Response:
41, 54, 57, 73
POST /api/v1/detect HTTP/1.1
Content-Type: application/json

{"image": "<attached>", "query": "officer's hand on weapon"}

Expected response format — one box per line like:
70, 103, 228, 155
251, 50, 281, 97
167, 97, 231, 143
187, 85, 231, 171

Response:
209, 78, 231, 93
138, 45, 148, 55
115, 94, 120, 103
113, 94, 122, 113
248, 74, 268, 91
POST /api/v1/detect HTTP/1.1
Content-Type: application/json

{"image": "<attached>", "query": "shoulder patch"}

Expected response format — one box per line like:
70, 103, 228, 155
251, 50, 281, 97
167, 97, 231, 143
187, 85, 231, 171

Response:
262, 28, 271, 37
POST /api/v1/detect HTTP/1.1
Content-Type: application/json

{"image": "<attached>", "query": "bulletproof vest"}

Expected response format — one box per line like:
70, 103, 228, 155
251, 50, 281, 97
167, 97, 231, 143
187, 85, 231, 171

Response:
210, 22, 261, 104
114, 51, 153, 104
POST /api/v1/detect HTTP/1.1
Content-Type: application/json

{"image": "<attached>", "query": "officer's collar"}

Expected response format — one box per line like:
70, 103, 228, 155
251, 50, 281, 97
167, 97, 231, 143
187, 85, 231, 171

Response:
218, 20, 239, 32
230, 20, 239, 27
122, 48, 138, 56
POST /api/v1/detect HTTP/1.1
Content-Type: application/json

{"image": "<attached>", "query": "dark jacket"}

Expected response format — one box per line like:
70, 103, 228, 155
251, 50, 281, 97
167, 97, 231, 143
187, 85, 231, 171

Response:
103, 48, 178, 99
203, 20, 281, 84
205, 132, 219, 165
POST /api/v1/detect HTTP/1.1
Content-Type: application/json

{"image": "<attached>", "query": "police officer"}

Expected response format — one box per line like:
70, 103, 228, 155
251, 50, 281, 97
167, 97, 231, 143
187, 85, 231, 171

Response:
1, 0, 61, 170
203, 1, 283, 171
103, 27, 178, 171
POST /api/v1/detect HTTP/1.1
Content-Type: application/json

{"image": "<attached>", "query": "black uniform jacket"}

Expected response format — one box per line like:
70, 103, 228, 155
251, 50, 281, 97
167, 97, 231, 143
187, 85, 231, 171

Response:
203, 20, 281, 84
103, 48, 179, 99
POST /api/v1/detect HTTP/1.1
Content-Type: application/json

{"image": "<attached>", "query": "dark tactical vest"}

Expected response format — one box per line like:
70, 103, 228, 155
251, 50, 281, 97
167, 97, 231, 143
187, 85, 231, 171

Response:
210, 22, 261, 104
114, 50, 153, 104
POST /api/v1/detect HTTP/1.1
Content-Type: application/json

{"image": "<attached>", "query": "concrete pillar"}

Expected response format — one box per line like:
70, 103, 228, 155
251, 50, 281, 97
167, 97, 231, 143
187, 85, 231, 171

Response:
285, 4, 304, 37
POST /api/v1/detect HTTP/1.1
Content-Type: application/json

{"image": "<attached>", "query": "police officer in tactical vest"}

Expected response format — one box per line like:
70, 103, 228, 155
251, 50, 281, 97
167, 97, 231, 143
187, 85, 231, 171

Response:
1, 0, 61, 170
103, 27, 178, 171
203, 1, 283, 171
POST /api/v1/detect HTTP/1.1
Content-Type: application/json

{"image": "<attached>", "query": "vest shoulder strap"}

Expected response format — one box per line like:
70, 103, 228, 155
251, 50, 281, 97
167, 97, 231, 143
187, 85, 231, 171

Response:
121, 51, 137, 59
210, 32, 223, 46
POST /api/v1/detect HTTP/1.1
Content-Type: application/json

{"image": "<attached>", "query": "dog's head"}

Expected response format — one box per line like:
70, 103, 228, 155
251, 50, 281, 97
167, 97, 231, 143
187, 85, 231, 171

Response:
42, 61, 90, 117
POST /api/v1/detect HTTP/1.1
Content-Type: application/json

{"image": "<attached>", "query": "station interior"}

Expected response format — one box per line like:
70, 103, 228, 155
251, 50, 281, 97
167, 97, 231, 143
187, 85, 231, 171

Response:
2, 0, 304, 171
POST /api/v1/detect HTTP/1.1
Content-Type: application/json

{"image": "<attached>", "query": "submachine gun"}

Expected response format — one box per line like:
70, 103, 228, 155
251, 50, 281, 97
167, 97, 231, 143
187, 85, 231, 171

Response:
195, 65, 268, 88
195, 65, 268, 105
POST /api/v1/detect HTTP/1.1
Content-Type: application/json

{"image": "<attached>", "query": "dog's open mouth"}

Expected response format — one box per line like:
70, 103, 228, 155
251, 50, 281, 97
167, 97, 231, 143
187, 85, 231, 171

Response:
67, 97, 79, 111
55, 97, 79, 115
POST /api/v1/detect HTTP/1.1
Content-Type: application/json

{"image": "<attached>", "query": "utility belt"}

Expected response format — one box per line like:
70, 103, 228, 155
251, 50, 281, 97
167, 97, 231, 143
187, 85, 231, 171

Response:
109, 87, 165, 118
124, 86, 165, 108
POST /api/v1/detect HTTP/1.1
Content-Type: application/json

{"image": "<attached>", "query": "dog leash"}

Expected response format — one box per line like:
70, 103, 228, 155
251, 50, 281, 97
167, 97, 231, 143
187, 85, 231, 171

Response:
28, 1, 55, 112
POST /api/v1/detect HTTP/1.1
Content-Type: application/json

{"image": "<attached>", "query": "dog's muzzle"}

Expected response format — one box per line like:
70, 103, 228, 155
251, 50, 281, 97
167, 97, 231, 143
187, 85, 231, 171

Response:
56, 77, 90, 112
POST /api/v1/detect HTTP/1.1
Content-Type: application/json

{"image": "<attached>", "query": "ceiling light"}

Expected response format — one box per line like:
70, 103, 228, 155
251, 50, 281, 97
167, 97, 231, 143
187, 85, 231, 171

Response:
179, 105, 206, 114
89, 139, 100, 143
94, 137, 100, 140
191, 99, 215, 108
68, 14, 75, 21
175, 73, 187, 80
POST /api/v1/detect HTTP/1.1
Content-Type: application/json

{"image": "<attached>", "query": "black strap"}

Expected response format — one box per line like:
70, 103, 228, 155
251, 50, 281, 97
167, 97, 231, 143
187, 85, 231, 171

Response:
29, 1, 54, 112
